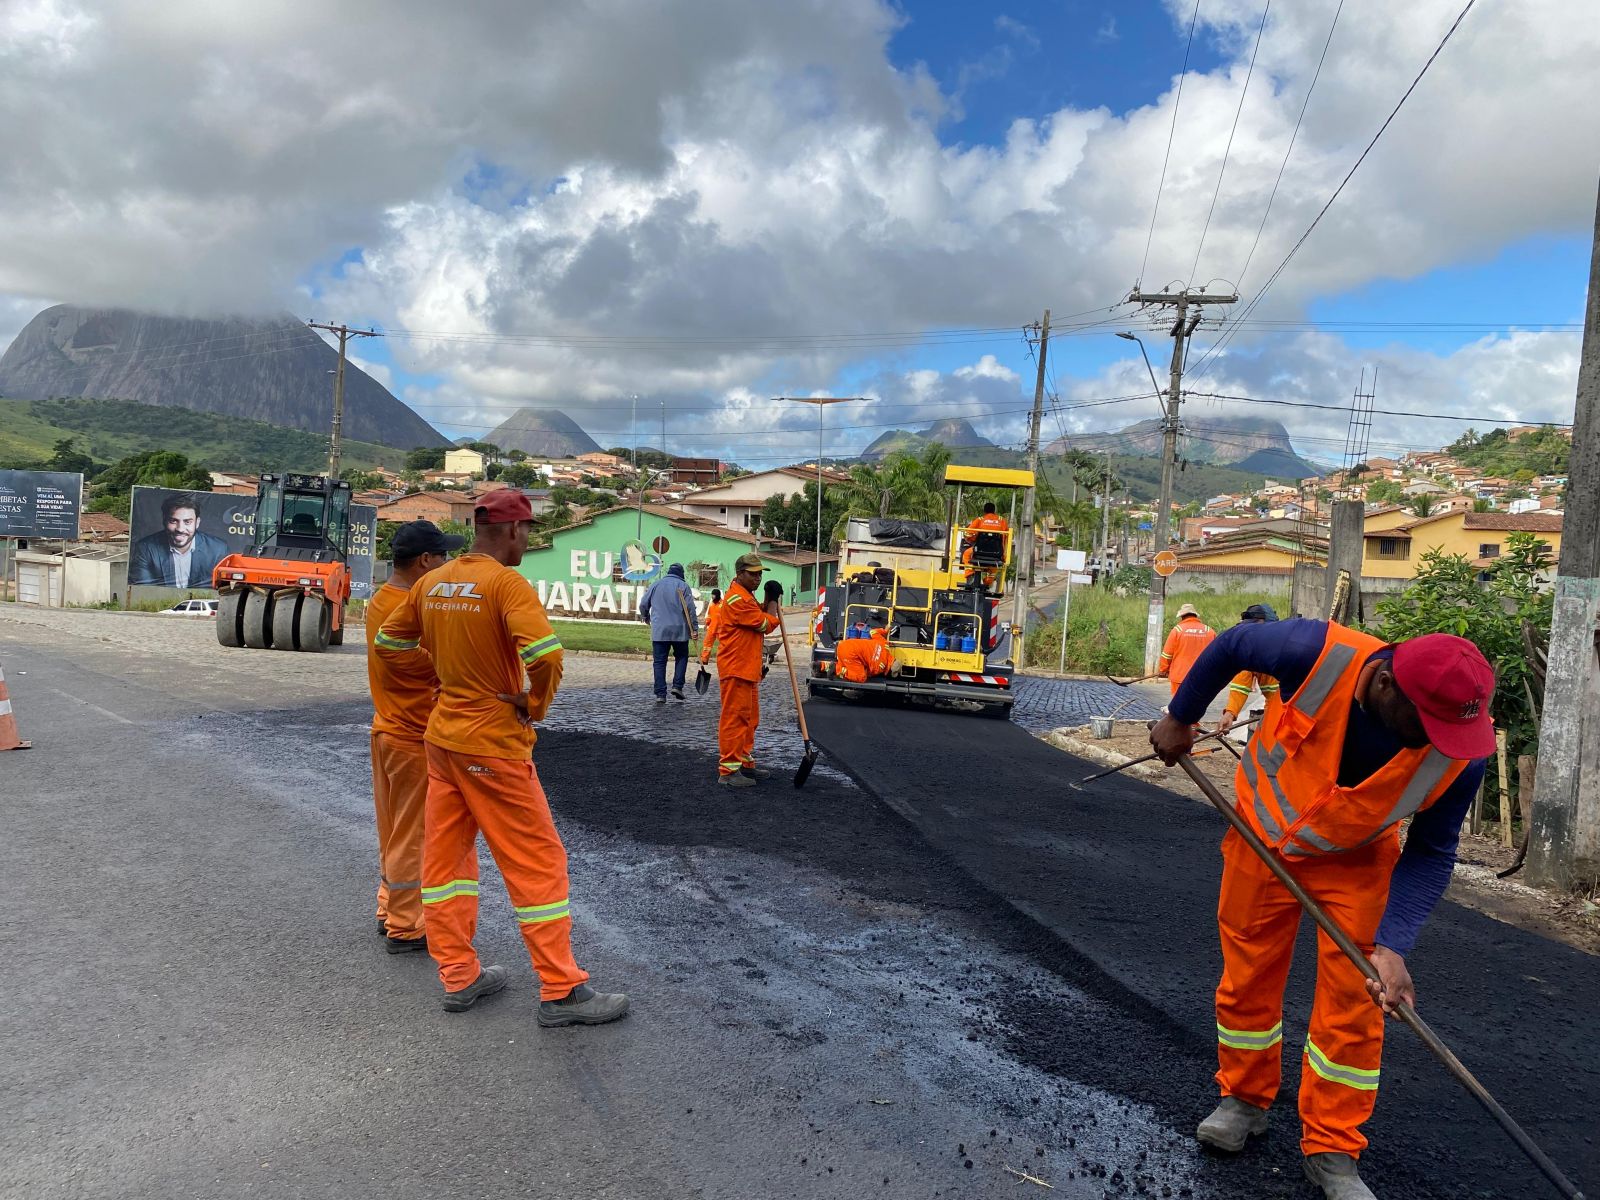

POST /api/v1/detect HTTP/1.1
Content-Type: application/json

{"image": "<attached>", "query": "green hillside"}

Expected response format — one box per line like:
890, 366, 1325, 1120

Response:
0, 397, 405, 474
946, 445, 1300, 505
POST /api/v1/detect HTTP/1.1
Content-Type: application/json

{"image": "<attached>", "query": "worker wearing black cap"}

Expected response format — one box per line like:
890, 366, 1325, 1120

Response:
1217, 603, 1280, 735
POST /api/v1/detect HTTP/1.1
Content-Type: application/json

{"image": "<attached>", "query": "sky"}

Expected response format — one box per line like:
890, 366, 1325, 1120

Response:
0, 0, 1595, 469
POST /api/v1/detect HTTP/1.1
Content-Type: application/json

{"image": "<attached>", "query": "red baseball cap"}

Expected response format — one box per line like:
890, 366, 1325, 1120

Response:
1392, 633, 1496, 759
474, 489, 533, 524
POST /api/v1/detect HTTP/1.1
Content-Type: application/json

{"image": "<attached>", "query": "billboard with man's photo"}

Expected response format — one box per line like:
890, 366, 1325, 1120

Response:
128, 487, 378, 598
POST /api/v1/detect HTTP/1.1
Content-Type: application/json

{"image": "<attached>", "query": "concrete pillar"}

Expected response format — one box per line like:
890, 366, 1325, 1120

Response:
1324, 500, 1365, 624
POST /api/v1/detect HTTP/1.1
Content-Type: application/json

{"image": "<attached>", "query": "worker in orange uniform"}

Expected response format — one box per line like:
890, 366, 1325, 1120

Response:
376, 489, 628, 1025
1216, 603, 1281, 736
961, 502, 1009, 588
715, 552, 780, 787
835, 615, 895, 683
366, 519, 464, 953
1158, 603, 1216, 696
1150, 621, 1494, 1200
698, 587, 724, 665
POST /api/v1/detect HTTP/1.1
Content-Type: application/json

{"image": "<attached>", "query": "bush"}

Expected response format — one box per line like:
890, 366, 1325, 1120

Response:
1027, 587, 1289, 675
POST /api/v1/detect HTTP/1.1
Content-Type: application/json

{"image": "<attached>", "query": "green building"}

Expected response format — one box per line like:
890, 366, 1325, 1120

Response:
514, 504, 836, 617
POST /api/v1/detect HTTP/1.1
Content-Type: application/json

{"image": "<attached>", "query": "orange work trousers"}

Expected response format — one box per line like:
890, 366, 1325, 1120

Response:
717, 676, 759, 776
421, 744, 589, 1000
371, 732, 427, 941
1214, 825, 1400, 1158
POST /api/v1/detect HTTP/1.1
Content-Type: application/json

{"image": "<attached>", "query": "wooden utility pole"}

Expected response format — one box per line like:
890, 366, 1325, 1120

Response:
307, 321, 377, 480
1099, 451, 1113, 572
1127, 287, 1237, 672
1527, 180, 1600, 890
1015, 310, 1050, 659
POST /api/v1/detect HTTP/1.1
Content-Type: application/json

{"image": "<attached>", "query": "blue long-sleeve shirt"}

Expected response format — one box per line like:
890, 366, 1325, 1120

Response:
1170, 619, 1486, 956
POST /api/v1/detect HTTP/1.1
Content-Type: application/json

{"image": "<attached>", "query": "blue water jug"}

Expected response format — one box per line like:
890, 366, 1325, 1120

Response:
960, 635, 977, 653
935, 631, 949, 650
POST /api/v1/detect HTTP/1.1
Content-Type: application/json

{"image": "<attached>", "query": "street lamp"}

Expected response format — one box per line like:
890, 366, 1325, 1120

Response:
1116, 332, 1165, 409
773, 396, 860, 594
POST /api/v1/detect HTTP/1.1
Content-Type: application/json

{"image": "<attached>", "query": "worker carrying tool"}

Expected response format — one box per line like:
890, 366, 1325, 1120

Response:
1157, 603, 1216, 696
376, 489, 628, 1026
366, 519, 464, 954
834, 613, 894, 683
698, 587, 724, 665
1216, 603, 1281, 735
1148, 618, 1494, 1200
715, 553, 781, 787
961, 502, 1009, 589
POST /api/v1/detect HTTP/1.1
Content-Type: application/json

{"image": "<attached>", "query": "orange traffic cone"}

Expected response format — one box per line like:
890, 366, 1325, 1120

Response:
0, 658, 31, 751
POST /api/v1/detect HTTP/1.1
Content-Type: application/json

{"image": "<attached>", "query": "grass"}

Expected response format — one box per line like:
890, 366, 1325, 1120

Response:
1028, 585, 1290, 676
550, 618, 655, 655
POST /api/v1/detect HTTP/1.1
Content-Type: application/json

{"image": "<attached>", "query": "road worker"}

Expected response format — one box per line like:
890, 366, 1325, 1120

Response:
715, 552, 780, 787
698, 588, 724, 666
376, 489, 628, 1025
366, 519, 463, 954
1149, 620, 1494, 1200
1158, 603, 1216, 697
961, 502, 1009, 589
834, 613, 894, 684
1216, 603, 1281, 735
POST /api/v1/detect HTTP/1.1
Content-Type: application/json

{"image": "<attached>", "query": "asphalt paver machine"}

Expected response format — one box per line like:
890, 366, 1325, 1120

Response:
212, 472, 354, 653
808, 464, 1033, 718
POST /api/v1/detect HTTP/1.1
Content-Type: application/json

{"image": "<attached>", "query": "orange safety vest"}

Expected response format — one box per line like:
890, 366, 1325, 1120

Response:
836, 630, 894, 682
1235, 623, 1468, 859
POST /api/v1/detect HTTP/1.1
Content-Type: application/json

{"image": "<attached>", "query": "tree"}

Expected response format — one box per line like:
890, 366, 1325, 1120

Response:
340, 468, 386, 492
1365, 479, 1404, 506
507, 449, 528, 462
86, 450, 213, 520
47, 438, 98, 477
1405, 492, 1437, 518
1472, 497, 1494, 513
758, 480, 851, 551
405, 447, 446, 472
485, 462, 504, 481
466, 441, 503, 457
500, 462, 543, 489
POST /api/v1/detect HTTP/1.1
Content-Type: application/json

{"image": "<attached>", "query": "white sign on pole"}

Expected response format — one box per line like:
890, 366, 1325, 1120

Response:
1069, 572, 1094, 585
1056, 548, 1087, 572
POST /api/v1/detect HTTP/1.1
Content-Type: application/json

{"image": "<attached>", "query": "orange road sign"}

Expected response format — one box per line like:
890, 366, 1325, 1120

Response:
1153, 551, 1179, 577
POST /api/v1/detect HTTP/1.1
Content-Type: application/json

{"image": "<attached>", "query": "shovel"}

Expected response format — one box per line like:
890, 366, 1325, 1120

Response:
678, 591, 711, 696
774, 608, 820, 787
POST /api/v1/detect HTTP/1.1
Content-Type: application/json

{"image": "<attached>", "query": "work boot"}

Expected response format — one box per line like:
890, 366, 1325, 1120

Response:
538, 983, 630, 1028
654, 696, 667, 706
385, 934, 428, 955
740, 765, 772, 780
670, 688, 686, 701
1303, 1154, 1376, 1199
442, 964, 508, 1013
1195, 1097, 1269, 1152
718, 772, 758, 788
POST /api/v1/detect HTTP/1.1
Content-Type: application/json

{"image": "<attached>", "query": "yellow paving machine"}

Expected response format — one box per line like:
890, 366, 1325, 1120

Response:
808, 464, 1033, 719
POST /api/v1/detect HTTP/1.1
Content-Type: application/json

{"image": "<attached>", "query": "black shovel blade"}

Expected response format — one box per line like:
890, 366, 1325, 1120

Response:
793, 742, 819, 788
694, 667, 711, 695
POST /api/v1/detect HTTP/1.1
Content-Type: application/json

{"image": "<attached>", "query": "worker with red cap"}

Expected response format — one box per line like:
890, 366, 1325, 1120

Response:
1149, 618, 1495, 1200
714, 552, 781, 787
376, 488, 628, 1025
365, 519, 463, 953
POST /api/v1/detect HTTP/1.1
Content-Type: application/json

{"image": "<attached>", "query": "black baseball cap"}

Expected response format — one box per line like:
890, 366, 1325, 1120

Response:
1240, 603, 1279, 622
392, 520, 466, 559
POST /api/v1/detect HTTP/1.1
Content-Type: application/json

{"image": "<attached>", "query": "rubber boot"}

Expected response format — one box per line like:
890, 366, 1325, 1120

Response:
1195, 1097, 1269, 1152
719, 773, 757, 788
538, 983, 630, 1028
1302, 1153, 1377, 1199
740, 765, 772, 780
442, 964, 508, 1013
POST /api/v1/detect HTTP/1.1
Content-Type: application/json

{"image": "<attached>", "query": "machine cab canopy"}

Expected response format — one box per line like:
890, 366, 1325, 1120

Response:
941, 464, 1035, 490
253, 472, 353, 561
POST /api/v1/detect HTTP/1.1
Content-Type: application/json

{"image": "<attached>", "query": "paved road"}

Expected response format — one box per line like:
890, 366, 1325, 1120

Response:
803, 699, 1600, 1200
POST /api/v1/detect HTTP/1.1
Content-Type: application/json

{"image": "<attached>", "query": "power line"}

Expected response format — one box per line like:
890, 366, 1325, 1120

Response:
1138, 0, 1203, 289
1235, 0, 1344, 293
1189, 0, 1271, 286
1189, 0, 1481, 380
1183, 389, 1573, 426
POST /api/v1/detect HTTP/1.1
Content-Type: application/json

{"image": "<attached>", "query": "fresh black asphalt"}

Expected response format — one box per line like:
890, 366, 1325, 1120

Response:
805, 696, 1600, 1200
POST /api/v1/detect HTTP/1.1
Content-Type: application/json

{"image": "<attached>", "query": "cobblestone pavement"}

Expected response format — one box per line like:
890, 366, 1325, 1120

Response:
1009, 674, 1165, 732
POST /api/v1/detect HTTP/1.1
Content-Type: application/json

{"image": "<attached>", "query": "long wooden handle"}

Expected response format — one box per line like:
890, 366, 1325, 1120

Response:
774, 609, 810, 742
1175, 757, 1583, 1200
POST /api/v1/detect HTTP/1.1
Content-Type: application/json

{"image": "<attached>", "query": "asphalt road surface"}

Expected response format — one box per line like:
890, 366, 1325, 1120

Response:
805, 697, 1600, 1200
2, 608, 1594, 1200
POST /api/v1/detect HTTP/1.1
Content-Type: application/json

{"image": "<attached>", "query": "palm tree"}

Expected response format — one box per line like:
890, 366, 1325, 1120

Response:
1406, 492, 1438, 518
827, 445, 949, 547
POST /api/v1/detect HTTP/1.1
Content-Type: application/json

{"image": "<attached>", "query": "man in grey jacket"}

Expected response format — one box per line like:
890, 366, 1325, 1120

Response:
638, 563, 699, 704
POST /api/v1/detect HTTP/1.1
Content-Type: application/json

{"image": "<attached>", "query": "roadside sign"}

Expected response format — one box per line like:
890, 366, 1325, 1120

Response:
1069, 572, 1093, 585
0, 470, 82, 539
1056, 548, 1087, 572
1153, 550, 1179, 577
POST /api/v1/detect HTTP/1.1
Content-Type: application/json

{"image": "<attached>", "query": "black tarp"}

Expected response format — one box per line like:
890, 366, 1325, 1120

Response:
864, 518, 944, 548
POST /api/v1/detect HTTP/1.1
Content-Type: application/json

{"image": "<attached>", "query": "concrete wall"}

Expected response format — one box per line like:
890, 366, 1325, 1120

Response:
1165, 566, 1294, 596
1291, 562, 1410, 623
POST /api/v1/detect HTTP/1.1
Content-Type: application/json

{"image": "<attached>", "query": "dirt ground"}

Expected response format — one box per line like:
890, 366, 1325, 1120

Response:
1047, 719, 1600, 958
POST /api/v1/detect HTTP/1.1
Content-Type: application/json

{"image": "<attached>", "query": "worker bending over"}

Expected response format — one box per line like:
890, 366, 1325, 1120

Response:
961, 502, 1009, 589
1158, 603, 1216, 696
377, 489, 628, 1026
1216, 603, 1281, 734
835, 616, 894, 683
1150, 619, 1493, 1200
715, 553, 781, 787
366, 519, 463, 953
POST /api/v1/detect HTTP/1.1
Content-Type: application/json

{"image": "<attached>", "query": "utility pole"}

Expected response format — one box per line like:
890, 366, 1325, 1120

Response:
1127, 287, 1236, 672
1099, 451, 1113, 575
1015, 309, 1050, 658
307, 322, 377, 480
1527, 181, 1600, 890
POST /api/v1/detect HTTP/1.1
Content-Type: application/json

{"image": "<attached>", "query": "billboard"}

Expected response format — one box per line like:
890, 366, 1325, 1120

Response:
0, 470, 83, 539
128, 487, 377, 598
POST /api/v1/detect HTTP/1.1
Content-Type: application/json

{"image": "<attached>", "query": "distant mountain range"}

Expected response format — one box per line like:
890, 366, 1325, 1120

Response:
861, 417, 993, 460
0, 305, 445, 450
484, 408, 603, 457
1047, 415, 1322, 480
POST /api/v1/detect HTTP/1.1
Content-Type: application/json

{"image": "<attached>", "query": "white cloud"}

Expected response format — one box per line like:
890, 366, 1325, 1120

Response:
0, 0, 1594, 459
